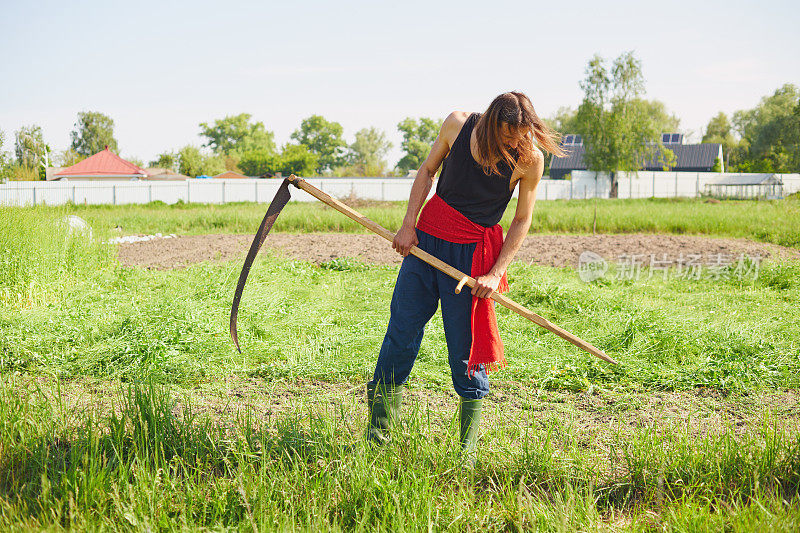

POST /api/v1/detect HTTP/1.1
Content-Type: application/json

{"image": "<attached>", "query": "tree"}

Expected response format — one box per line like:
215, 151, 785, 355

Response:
733, 84, 798, 141
545, 100, 676, 177
277, 144, 318, 176
222, 153, 242, 172
396, 117, 443, 175
177, 145, 227, 177
15, 125, 52, 180
70, 111, 118, 156
239, 144, 319, 177
731, 84, 800, 172
702, 112, 738, 170
14, 125, 50, 173
542, 107, 580, 174
149, 152, 179, 172
549, 101, 677, 136
58, 149, 86, 167
704, 112, 734, 142
575, 51, 675, 200
199, 113, 276, 156
641, 100, 681, 133
545, 106, 580, 133
238, 149, 278, 176
0, 130, 12, 182
346, 127, 392, 176
290, 115, 347, 174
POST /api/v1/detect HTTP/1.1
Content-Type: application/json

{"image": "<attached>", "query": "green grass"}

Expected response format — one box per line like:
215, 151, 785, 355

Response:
0, 208, 114, 306
1, 378, 799, 531
2, 205, 800, 529
3, 244, 798, 393
13, 194, 800, 247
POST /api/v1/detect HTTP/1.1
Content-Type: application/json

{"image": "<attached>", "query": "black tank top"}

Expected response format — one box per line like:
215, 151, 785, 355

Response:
435, 112, 517, 227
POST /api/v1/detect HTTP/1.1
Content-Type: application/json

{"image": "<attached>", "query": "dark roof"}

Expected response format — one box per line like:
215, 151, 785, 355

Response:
668, 144, 720, 169
549, 145, 586, 171
550, 143, 721, 172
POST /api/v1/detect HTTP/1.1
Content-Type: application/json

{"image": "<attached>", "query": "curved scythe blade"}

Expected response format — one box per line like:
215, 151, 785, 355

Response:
230, 178, 293, 352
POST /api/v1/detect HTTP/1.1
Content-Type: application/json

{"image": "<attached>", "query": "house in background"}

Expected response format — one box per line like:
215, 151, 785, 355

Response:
549, 134, 724, 179
212, 171, 249, 179
143, 167, 190, 180
49, 147, 147, 181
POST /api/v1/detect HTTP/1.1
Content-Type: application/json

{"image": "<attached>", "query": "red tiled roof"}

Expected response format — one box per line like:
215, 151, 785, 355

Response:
54, 148, 146, 177
213, 171, 249, 179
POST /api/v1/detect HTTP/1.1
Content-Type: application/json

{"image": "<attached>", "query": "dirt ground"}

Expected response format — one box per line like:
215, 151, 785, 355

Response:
116, 232, 800, 270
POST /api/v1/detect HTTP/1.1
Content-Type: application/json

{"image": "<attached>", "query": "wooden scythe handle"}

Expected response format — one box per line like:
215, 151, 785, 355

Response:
286, 175, 618, 365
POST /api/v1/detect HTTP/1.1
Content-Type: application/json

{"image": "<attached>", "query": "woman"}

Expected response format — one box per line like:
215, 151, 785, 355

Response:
366, 92, 564, 460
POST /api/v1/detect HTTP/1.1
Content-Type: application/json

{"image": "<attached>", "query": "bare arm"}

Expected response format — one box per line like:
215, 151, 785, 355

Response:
400, 164, 435, 228
392, 112, 461, 256
471, 151, 544, 298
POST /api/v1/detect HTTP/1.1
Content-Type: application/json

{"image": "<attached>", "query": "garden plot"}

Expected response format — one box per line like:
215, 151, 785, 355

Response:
116, 232, 800, 270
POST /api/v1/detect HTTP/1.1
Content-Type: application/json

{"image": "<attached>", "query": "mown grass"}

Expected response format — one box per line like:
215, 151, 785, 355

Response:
13, 194, 800, 247
2, 207, 800, 529
3, 237, 798, 393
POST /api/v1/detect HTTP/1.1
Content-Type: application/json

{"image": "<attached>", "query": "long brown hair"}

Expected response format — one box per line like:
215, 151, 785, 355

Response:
473, 91, 565, 177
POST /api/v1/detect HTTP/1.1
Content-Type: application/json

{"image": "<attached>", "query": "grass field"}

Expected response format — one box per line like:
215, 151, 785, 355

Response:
17, 194, 800, 248
1, 202, 799, 530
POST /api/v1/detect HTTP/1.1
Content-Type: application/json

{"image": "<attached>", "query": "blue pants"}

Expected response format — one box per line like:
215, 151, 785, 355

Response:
371, 228, 490, 399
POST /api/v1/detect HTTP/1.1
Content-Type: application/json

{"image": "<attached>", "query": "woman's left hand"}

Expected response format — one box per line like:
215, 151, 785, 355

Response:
472, 272, 502, 299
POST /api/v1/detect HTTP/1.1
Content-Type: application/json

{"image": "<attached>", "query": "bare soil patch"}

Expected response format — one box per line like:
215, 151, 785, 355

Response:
117, 232, 800, 270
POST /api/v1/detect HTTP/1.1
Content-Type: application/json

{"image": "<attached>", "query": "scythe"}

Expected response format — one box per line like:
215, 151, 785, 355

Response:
230, 175, 618, 365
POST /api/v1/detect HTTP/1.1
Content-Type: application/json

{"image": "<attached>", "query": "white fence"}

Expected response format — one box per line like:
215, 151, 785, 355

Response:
536, 171, 800, 200
0, 178, 422, 207
1, 173, 798, 207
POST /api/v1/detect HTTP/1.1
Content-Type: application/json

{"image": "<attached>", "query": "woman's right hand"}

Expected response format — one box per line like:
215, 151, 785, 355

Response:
392, 223, 418, 257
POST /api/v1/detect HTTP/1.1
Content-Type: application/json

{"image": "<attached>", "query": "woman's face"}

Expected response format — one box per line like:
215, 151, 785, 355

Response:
499, 123, 526, 150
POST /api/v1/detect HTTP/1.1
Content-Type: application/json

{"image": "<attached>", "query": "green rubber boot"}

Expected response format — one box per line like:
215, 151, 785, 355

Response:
366, 382, 403, 445
458, 397, 483, 466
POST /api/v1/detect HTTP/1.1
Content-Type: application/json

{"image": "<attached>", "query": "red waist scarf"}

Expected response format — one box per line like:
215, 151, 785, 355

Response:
415, 193, 508, 376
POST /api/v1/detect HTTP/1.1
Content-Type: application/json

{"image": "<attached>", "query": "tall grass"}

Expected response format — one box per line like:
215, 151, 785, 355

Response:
0, 207, 112, 307
11, 194, 800, 247
0, 379, 798, 530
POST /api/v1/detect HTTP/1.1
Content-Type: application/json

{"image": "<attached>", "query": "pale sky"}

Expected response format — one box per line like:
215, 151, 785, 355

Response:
1, 0, 798, 168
